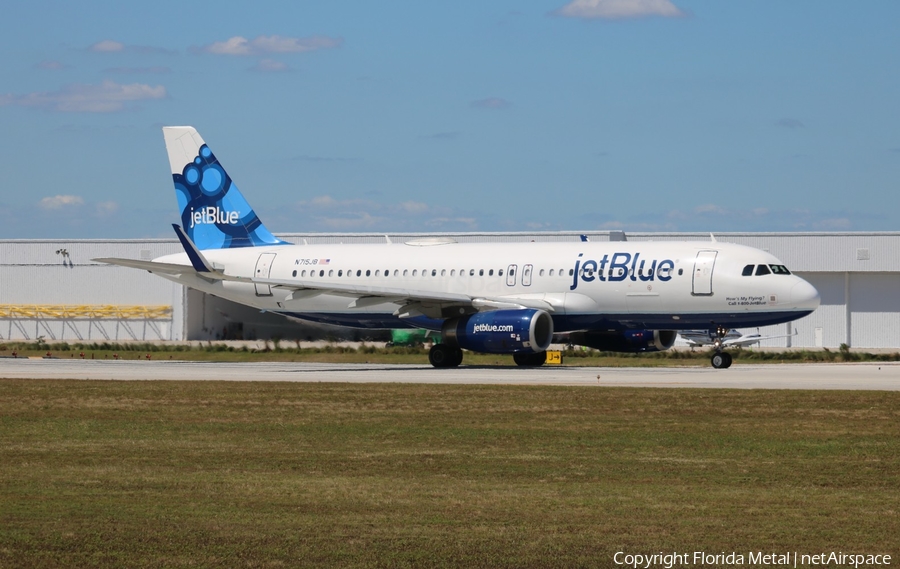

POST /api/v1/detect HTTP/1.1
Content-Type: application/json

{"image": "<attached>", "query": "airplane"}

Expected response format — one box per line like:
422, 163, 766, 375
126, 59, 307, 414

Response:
95, 126, 821, 369
679, 328, 798, 349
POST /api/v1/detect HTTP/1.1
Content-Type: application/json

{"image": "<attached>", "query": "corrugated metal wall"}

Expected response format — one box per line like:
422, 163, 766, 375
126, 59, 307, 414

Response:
0, 240, 183, 341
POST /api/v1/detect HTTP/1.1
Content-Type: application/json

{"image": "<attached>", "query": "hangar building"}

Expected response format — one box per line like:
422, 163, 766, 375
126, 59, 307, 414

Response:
1, 231, 897, 349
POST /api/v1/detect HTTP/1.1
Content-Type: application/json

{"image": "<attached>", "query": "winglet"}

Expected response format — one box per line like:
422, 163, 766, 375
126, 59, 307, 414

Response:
172, 224, 214, 273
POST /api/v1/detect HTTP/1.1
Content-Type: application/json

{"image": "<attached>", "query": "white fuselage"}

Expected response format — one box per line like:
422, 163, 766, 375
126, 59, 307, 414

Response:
155, 239, 820, 332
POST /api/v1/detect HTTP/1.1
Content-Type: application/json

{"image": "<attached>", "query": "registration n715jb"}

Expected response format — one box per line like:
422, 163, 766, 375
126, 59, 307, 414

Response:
96, 127, 820, 369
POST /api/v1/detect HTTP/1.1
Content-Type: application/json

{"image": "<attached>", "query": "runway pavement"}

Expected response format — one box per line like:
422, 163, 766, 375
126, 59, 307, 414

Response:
1, 359, 898, 390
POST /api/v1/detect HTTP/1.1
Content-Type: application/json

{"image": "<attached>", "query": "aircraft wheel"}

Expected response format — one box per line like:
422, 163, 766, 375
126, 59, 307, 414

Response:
514, 351, 547, 367
429, 344, 455, 368
711, 352, 729, 369
451, 348, 464, 367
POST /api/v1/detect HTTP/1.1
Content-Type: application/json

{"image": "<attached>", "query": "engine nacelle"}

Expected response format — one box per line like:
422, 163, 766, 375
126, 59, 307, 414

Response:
568, 329, 677, 353
442, 309, 554, 354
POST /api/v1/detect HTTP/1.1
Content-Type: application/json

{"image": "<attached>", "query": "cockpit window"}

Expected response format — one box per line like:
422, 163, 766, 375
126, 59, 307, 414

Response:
742, 264, 754, 276
755, 264, 771, 276
769, 264, 791, 275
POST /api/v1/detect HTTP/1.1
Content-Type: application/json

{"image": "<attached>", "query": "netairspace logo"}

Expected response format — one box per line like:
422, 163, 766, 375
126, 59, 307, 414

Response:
613, 550, 892, 568
189, 206, 239, 228
472, 323, 514, 333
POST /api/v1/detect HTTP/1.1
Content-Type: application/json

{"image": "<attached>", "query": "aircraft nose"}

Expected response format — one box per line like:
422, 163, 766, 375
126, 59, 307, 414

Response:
791, 279, 820, 311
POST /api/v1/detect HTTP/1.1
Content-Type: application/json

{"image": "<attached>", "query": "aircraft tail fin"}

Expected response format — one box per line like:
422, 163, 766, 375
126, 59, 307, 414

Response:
163, 126, 288, 250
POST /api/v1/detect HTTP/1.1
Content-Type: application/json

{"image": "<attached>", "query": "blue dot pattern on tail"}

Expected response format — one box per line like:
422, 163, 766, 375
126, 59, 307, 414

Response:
173, 144, 286, 249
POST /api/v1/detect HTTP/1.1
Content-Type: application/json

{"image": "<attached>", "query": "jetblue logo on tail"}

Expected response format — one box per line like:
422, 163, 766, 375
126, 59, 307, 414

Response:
169, 137, 287, 250
189, 206, 240, 228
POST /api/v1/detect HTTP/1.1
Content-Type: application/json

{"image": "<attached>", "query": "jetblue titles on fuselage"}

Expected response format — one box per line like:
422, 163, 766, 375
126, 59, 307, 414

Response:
570, 252, 675, 290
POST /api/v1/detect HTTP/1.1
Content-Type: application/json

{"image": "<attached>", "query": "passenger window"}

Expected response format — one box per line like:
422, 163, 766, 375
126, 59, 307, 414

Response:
755, 265, 771, 276
356, 270, 362, 277
489, 269, 494, 276
412, 270, 417, 276
499, 269, 504, 277
292, 270, 297, 277
678, 269, 683, 276
374, 270, 379, 276
451, 269, 456, 276
441, 269, 446, 276
329, 270, 334, 277
539, 269, 544, 276
319, 270, 324, 277
403, 269, 408, 276
432, 269, 437, 277
549, 269, 554, 276
742, 264, 754, 276
568, 269, 574, 276
338, 270, 343, 277
479, 269, 484, 276
470, 269, 475, 276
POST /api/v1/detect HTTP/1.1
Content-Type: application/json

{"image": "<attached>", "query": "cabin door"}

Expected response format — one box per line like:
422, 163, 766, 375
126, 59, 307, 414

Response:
254, 253, 277, 296
691, 250, 717, 296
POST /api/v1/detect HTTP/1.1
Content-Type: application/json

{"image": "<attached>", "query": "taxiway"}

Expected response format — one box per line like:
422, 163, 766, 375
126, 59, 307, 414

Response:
0, 359, 897, 390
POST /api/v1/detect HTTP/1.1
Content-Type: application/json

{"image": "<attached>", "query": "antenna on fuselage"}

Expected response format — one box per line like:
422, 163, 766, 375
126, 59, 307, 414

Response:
710, 233, 717, 242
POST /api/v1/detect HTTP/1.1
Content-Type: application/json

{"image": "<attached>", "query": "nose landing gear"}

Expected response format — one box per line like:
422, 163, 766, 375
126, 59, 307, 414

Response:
710, 325, 733, 369
711, 351, 733, 369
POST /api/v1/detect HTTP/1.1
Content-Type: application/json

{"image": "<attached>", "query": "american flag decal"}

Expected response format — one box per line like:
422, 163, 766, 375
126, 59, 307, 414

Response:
319, 259, 331, 265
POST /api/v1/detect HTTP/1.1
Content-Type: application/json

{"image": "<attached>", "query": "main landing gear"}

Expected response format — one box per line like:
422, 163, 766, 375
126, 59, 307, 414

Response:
513, 351, 547, 367
710, 325, 733, 369
428, 344, 463, 368
428, 345, 549, 368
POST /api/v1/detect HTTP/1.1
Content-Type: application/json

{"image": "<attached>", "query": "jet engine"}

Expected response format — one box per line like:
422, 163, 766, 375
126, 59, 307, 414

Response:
442, 309, 554, 354
568, 329, 677, 353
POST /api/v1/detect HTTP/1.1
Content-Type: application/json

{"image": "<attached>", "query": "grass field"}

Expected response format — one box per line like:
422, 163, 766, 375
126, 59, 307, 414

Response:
1, 380, 898, 568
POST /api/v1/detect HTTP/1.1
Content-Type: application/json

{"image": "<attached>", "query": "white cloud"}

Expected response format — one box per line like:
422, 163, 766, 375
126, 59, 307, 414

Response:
470, 97, 512, 110
0, 80, 166, 113
89, 40, 125, 52
104, 66, 172, 75
201, 35, 343, 56
555, 0, 685, 20
400, 201, 429, 214
88, 40, 176, 55
39, 195, 84, 209
95, 201, 119, 216
35, 60, 66, 71
250, 58, 291, 73
694, 204, 728, 215
776, 118, 805, 129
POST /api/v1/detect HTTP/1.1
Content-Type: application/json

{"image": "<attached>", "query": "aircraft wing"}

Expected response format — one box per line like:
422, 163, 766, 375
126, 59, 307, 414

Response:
93, 258, 553, 317
93, 257, 249, 282
257, 276, 555, 317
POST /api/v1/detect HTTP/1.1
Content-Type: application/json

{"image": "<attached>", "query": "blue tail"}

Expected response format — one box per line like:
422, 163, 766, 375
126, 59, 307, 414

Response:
162, 126, 287, 250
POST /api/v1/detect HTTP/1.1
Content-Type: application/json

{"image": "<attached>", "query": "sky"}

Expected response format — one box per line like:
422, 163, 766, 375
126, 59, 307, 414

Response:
1, 0, 899, 239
